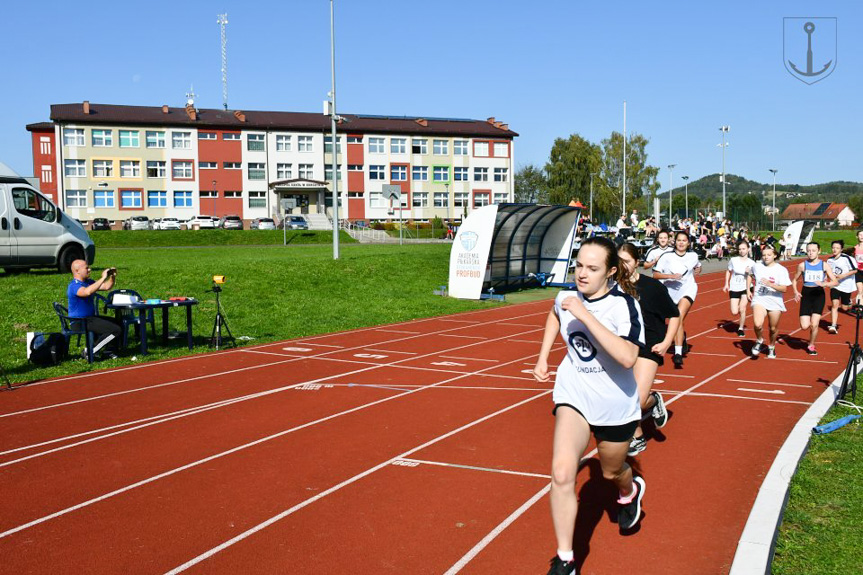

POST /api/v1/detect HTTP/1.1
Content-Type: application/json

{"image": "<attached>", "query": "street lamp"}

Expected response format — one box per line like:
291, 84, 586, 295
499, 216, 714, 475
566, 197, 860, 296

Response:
681, 176, 690, 220
769, 168, 778, 231
445, 182, 450, 223
719, 126, 730, 217
329, 0, 340, 259
667, 164, 676, 226
589, 172, 596, 223
212, 179, 217, 218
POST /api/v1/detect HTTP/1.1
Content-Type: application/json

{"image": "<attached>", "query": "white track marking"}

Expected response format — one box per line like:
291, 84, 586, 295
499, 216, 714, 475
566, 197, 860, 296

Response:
497, 322, 542, 328
737, 388, 785, 395
398, 458, 550, 480
364, 349, 418, 355
439, 334, 487, 339
507, 339, 544, 344
656, 373, 695, 378
688, 352, 738, 358
728, 379, 813, 389
438, 319, 481, 324
375, 329, 421, 334
769, 357, 838, 364
676, 392, 810, 406
439, 356, 499, 363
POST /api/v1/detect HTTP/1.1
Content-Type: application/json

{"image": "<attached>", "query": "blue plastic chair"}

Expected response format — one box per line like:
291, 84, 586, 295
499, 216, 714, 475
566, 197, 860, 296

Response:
52, 302, 95, 363
107, 289, 156, 348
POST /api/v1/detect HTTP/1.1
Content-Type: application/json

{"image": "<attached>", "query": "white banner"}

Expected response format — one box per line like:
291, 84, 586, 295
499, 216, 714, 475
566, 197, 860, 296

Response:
448, 204, 499, 299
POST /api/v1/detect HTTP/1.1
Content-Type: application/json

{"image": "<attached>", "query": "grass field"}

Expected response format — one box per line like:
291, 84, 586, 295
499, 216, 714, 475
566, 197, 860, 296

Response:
90, 229, 356, 247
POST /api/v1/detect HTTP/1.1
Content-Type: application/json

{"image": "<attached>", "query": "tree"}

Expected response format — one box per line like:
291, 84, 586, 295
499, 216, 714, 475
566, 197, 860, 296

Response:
596, 132, 660, 220
514, 164, 548, 203
544, 134, 602, 207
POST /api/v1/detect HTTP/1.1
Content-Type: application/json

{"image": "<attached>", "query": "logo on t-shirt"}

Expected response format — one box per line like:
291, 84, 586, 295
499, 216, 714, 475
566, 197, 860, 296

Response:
568, 331, 597, 361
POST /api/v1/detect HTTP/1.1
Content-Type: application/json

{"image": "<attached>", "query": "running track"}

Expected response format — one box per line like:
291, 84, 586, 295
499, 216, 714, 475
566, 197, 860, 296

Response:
0, 263, 853, 574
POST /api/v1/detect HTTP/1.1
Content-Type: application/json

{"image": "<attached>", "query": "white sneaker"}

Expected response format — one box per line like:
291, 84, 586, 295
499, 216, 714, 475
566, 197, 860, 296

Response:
751, 341, 763, 357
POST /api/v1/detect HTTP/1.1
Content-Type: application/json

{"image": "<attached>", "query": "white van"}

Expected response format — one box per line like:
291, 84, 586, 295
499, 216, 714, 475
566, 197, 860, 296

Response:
0, 162, 95, 272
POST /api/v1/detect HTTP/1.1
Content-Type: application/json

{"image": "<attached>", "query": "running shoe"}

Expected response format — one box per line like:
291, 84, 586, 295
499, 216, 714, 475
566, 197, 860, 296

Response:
651, 391, 668, 428
767, 347, 777, 359
737, 327, 745, 337
807, 345, 817, 356
672, 353, 684, 367
751, 341, 763, 357
828, 325, 838, 334
628, 435, 647, 456
547, 556, 576, 575
618, 476, 646, 531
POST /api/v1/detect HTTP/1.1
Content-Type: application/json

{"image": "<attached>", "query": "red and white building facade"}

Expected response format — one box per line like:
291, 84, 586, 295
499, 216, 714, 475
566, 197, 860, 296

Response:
26, 102, 517, 226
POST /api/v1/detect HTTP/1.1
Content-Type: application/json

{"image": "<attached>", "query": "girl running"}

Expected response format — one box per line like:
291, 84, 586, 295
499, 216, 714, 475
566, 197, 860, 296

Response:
723, 240, 756, 336
855, 230, 863, 305
534, 237, 645, 575
750, 244, 792, 359
652, 230, 702, 367
791, 242, 837, 356
826, 240, 859, 333
642, 229, 672, 270
618, 243, 680, 456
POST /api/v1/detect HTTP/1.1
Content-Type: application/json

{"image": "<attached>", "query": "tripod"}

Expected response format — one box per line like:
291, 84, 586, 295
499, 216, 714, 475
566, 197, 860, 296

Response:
838, 304, 863, 401
1, 362, 12, 391
209, 284, 235, 349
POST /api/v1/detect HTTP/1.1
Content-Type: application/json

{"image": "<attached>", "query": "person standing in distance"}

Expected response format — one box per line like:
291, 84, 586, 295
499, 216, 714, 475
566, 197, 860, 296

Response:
826, 240, 859, 333
67, 260, 122, 360
534, 237, 646, 575
750, 245, 792, 359
723, 240, 756, 336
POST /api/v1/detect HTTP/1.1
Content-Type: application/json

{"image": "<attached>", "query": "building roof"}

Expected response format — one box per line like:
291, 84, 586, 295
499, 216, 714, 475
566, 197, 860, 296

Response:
26, 102, 518, 139
780, 202, 850, 220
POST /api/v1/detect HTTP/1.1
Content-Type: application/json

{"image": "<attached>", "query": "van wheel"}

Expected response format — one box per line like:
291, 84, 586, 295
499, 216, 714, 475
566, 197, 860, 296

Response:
58, 246, 84, 273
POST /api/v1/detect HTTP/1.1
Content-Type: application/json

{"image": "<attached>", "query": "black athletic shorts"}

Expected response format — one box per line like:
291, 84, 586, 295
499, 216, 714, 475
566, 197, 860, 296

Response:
856, 270, 863, 284
638, 337, 664, 366
553, 404, 639, 443
799, 286, 826, 317
729, 290, 748, 300
830, 289, 852, 305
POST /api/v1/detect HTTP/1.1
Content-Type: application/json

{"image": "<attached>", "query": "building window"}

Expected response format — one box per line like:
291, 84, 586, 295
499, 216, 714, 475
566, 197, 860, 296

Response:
198, 132, 217, 140
369, 192, 384, 208
40, 137, 51, 155
493, 167, 508, 182
41, 165, 53, 184
348, 191, 363, 198
224, 191, 242, 198
92, 159, 113, 178
411, 139, 427, 154
391, 165, 407, 181
324, 136, 342, 153
120, 189, 142, 208
348, 164, 363, 171
94, 190, 115, 208
66, 189, 87, 208
277, 163, 293, 179
147, 191, 167, 207
172, 131, 191, 149
433, 139, 449, 155
173, 191, 192, 208
493, 192, 509, 204
368, 137, 385, 153
298, 135, 313, 152
199, 161, 218, 169
433, 166, 449, 182
248, 191, 266, 208
172, 161, 194, 179
493, 142, 509, 157
453, 167, 468, 181
200, 190, 217, 199
247, 133, 265, 151
92, 129, 113, 147
119, 160, 141, 178
473, 192, 490, 207
412, 166, 428, 181
454, 140, 469, 155
146, 161, 166, 178
276, 135, 291, 151
64, 159, 86, 177
454, 192, 468, 207
390, 138, 406, 154
434, 192, 449, 208
223, 133, 241, 140
119, 130, 139, 148
298, 164, 314, 179
347, 136, 362, 143
146, 131, 165, 148
324, 166, 342, 181
248, 162, 266, 180
473, 141, 489, 157
369, 165, 385, 180
473, 167, 489, 182
223, 162, 242, 170
412, 192, 429, 208
63, 128, 84, 147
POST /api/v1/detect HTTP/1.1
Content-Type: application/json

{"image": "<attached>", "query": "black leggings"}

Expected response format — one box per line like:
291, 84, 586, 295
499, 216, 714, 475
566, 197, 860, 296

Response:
73, 316, 122, 353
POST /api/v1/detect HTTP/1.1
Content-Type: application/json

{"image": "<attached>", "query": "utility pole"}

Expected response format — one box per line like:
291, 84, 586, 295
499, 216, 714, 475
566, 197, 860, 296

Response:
217, 14, 228, 111
667, 164, 676, 226
719, 126, 730, 217
622, 101, 627, 216
681, 175, 690, 219
769, 168, 778, 231
329, 0, 340, 259
589, 172, 596, 223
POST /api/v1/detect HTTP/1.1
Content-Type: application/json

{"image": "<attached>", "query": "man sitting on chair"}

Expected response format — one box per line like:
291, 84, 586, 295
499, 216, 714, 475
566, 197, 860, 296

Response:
67, 260, 122, 360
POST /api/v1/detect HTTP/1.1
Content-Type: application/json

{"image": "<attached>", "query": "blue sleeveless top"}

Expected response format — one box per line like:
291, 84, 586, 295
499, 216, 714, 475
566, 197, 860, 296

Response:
803, 259, 825, 287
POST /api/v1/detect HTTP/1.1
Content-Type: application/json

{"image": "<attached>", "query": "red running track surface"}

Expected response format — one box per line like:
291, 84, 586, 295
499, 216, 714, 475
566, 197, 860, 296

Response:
0, 263, 852, 574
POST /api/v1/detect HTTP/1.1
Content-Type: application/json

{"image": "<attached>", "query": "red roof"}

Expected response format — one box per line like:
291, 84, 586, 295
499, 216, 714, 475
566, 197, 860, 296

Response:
780, 202, 849, 220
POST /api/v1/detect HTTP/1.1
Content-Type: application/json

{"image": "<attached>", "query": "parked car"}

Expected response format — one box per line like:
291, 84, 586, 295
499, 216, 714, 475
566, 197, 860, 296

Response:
220, 215, 244, 230
279, 215, 309, 230
123, 216, 150, 231
250, 217, 276, 230
152, 217, 181, 230
91, 218, 112, 231
186, 215, 217, 229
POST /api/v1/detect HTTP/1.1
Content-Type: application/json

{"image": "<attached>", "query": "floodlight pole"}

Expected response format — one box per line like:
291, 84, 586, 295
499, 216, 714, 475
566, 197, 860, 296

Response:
719, 126, 730, 217
329, 0, 340, 260
589, 172, 596, 223
622, 101, 627, 216
769, 168, 778, 231
681, 175, 690, 219
667, 164, 676, 226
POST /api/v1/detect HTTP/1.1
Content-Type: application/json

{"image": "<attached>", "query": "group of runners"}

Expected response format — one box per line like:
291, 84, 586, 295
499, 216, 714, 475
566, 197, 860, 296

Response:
537, 228, 863, 575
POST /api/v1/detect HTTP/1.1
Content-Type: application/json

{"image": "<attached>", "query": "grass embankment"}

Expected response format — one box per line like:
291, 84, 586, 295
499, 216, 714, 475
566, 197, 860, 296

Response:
0, 243, 495, 384
90, 229, 356, 248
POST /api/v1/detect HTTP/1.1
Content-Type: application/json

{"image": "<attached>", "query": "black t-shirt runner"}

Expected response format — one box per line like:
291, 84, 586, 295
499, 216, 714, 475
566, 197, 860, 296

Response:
635, 274, 680, 347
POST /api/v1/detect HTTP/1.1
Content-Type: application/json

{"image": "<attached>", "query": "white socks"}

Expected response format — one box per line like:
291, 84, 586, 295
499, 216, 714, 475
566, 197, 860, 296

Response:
674, 345, 683, 355
557, 550, 574, 562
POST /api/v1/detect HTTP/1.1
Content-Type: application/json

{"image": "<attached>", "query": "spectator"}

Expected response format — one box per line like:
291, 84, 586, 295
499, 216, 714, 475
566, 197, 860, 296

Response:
67, 260, 122, 360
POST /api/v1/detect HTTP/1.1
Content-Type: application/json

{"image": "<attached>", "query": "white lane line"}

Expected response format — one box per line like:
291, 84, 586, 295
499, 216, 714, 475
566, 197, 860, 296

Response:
656, 373, 695, 379
282, 342, 344, 348
439, 356, 499, 363
673, 391, 810, 406
689, 352, 738, 358
728, 379, 813, 389
365, 349, 418, 355
737, 388, 785, 395
438, 319, 481, 324
507, 339, 541, 344
375, 329, 421, 334
439, 334, 487, 340
398, 458, 551, 480
770, 357, 838, 364
498, 322, 542, 328
163, 390, 551, 574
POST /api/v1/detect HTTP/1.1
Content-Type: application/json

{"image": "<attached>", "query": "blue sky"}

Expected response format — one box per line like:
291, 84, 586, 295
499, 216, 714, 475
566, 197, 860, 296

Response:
0, 0, 857, 189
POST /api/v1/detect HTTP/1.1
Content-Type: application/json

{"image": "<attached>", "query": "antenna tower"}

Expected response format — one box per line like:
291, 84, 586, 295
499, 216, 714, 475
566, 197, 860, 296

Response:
217, 13, 229, 110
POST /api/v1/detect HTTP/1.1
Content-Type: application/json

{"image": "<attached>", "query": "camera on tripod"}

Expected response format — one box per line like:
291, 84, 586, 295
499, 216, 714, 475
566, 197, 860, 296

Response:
851, 303, 863, 320
208, 275, 234, 349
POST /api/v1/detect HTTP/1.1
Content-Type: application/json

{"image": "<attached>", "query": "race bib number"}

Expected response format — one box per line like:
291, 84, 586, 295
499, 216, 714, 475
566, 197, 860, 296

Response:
804, 270, 824, 283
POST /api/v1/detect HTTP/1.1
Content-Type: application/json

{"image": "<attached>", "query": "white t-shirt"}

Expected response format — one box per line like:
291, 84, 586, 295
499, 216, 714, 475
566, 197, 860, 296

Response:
644, 244, 671, 264
751, 262, 792, 312
630, 213, 639, 227
552, 285, 644, 426
654, 251, 702, 303
827, 253, 857, 293
727, 256, 756, 292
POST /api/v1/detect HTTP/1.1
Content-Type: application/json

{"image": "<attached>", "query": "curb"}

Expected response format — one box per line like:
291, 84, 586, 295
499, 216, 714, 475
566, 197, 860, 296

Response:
728, 368, 846, 574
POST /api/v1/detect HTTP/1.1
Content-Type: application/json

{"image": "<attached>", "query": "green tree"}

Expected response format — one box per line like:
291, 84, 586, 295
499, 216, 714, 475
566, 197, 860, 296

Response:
544, 134, 602, 206
596, 132, 660, 220
514, 164, 548, 203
